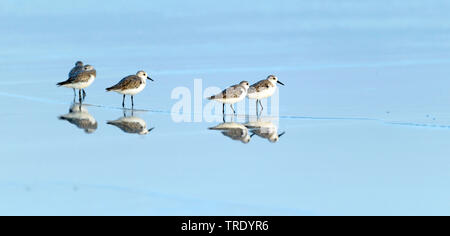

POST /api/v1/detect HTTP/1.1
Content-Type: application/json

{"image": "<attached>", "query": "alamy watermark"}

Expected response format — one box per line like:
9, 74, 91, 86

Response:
170, 79, 280, 123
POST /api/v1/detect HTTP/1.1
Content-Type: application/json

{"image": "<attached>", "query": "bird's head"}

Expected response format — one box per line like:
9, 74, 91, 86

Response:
267, 75, 285, 86
136, 70, 153, 81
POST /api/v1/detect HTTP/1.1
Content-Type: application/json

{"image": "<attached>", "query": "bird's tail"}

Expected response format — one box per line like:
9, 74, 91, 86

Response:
56, 80, 69, 86
105, 86, 115, 92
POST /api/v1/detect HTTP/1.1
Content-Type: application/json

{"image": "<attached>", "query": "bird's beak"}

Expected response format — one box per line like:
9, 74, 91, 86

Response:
147, 77, 154, 81
278, 132, 286, 138
277, 81, 285, 86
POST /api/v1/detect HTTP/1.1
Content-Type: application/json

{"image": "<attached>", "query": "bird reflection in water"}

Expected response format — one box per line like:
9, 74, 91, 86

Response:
59, 103, 98, 134
209, 122, 251, 144
245, 119, 285, 143
107, 110, 154, 135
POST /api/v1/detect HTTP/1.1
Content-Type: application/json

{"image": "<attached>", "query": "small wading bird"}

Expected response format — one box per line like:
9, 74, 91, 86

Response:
207, 81, 250, 115
245, 120, 285, 143
107, 114, 154, 135
59, 103, 98, 134
57, 63, 96, 101
106, 70, 153, 108
209, 122, 251, 144
247, 75, 285, 113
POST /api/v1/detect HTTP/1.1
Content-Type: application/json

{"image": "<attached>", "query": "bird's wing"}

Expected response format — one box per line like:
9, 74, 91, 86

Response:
222, 128, 247, 141
109, 75, 142, 91
70, 70, 96, 83
107, 120, 144, 134
76, 119, 98, 130
248, 80, 272, 94
212, 85, 244, 99
251, 128, 272, 139
60, 116, 97, 130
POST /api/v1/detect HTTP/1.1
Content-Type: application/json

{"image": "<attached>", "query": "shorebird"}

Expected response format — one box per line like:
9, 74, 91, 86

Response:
59, 103, 98, 134
57, 64, 96, 101
107, 115, 154, 135
106, 70, 153, 108
209, 122, 251, 144
247, 75, 284, 113
207, 81, 250, 115
245, 120, 285, 143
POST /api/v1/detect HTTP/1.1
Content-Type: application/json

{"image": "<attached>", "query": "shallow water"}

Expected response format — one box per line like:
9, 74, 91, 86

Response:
1, 0, 450, 215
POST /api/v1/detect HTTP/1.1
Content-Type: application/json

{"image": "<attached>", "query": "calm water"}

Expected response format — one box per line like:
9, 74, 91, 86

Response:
1, 0, 450, 215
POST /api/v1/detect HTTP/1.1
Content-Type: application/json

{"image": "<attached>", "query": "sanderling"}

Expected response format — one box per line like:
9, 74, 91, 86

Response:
207, 81, 250, 115
107, 115, 154, 135
209, 122, 251, 144
57, 64, 97, 101
59, 103, 98, 134
247, 75, 284, 112
106, 70, 153, 108
245, 120, 285, 143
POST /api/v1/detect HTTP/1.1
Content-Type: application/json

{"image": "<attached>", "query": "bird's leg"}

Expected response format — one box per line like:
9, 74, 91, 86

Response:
230, 104, 236, 115
122, 95, 126, 108
82, 89, 86, 100
256, 100, 260, 117
131, 96, 134, 108
73, 89, 76, 97
78, 90, 82, 103
222, 103, 226, 122
259, 100, 264, 112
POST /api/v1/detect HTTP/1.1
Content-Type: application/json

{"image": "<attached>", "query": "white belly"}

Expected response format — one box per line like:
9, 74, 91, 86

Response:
247, 86, 276, 99
61, 111, 96, 124
210, 122, 247, 130
119, 116, 147, 125
117, 84, 146, 95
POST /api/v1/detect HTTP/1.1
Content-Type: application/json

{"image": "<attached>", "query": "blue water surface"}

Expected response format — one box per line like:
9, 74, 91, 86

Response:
1, 0, 450, 215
